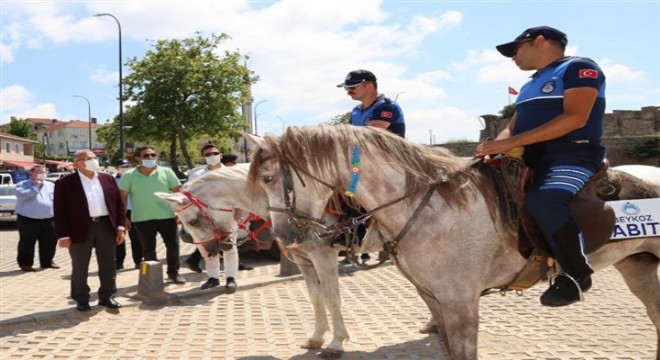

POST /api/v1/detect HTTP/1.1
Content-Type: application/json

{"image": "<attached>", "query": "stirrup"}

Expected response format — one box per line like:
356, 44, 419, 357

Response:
549, 272, 585, 302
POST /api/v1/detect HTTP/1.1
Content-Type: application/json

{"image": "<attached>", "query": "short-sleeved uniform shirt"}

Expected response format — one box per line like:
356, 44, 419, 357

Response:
513, 56, 606, 142
351, 95, 406, 137
118, 166, 180, 222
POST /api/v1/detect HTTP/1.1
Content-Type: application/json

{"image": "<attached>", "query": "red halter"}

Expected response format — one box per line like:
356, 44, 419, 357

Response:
178, 191, 234, 245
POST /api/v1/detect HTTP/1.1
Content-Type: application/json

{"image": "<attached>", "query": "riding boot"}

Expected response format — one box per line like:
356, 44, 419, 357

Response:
540, 219, 594, 307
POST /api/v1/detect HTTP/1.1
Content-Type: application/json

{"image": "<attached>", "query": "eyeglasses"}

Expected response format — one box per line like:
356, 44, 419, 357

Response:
141, 153, 157, 158
513, 39, 534, 56
204, 152, 220, 157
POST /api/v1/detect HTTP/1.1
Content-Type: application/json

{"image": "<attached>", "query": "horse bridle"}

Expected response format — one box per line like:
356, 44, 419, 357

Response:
177, 190, 235, 246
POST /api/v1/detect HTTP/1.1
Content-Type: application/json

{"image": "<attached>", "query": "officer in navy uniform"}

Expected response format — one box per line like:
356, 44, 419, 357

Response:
337, 70, 406, 261
475, 26, 607, 307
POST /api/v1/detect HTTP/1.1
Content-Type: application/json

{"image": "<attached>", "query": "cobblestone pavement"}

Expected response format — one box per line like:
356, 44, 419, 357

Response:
0, 222, 657, 359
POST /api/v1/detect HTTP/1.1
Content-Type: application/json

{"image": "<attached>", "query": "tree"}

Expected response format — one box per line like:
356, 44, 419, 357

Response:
499, 104, 516, 119
122, 32, 255, 177
324, 112, 351, 125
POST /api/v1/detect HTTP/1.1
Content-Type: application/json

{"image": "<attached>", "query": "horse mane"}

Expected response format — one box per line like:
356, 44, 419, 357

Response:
249, 125, 491, 210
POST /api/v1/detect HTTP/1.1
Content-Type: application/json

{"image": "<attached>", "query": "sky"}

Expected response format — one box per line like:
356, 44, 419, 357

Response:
1, 0, 659, 146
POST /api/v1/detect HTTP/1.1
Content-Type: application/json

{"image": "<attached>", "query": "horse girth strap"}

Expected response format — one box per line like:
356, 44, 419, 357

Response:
383, 186, 436, 255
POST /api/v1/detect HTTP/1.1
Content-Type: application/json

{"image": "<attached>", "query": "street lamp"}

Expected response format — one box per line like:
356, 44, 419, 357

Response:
94, 13, 124, 156
276, 116, 285, 133
72, 95, 92, 149
254, 99, 268, 136
395, 91, 407, 102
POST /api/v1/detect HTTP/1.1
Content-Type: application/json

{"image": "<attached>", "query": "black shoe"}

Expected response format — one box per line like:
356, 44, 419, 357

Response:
98, 298, 122, 309
184, 257, 202, 273
540, 274, 592, 307
76, 302, 91, 311
238, 262, 254, 271
41, 263, 60, 269
225, 277, 237, 292
167, 272, 187, 284
360, 253, 371, 260
201, 277, 220, 290
20, 265, 36, 272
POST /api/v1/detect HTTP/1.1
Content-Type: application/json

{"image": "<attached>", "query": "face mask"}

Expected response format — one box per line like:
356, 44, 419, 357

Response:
141, 159, 157, 168
36, 173, 47, 181
84, 159, 99, 172
205, 155, 221, 166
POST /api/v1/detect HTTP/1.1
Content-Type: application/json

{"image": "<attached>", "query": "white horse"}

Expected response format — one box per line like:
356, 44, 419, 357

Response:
156, 164, 381, 358
246, 125, 660, 360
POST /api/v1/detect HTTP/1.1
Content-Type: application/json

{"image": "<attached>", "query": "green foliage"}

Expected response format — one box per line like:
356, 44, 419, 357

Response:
122, 32, 255, 175
499, 104, 516, 119
325, 112, 351, 125
626, 137, 660, 160
5, 119, 36, 140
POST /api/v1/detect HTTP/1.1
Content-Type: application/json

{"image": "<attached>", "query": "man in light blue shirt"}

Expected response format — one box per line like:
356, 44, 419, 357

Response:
14, 165, 59, 271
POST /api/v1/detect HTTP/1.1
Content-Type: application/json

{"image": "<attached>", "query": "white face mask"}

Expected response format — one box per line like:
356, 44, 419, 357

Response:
141, 159, 157, 168
205, 155, 222, 166
36, 173, 47, 181
84, 159, 100, 172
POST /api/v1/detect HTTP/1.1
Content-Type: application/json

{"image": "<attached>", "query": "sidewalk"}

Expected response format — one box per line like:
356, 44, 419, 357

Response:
0, 222, 302, 329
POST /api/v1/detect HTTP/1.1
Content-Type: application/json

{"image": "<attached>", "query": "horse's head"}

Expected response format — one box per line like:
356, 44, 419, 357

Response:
155, 174, 240, 257
246, 130, 338, 245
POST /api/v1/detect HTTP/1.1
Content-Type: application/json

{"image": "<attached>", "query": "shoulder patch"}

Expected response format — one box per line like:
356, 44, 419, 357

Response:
579, 69, 598, 79
380, 111, 393, 119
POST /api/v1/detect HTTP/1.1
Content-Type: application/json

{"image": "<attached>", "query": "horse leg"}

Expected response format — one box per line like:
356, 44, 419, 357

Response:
434, 295, 480, 360
613, 253, 660, 360
311, 247, 349, 359
416, 289, 440, 334
295, 252, 330, 350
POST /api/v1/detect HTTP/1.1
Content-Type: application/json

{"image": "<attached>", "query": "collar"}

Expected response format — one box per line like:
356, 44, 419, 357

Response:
531, 56, 573, 78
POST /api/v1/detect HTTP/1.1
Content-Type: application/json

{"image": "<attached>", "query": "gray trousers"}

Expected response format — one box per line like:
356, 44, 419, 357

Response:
68, 217, 117, 303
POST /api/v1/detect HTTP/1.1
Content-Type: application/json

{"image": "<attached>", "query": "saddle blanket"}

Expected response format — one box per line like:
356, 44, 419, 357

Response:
609, 198, 660, 240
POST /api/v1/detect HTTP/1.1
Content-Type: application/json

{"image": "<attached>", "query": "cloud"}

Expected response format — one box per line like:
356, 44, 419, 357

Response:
599, 60, 644, 84
0, 85, 57, 124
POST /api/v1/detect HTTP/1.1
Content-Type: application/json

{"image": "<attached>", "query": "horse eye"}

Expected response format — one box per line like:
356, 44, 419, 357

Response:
188, 218, 199, 226
262, 175, 274, 184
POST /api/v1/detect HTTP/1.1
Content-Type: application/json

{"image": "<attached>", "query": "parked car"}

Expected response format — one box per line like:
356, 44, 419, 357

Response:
0, 184, 17, 222
237, 218, 280, 260
45, 172, 70, 183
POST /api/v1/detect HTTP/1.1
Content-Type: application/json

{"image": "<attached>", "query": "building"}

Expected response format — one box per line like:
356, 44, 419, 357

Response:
0, 133, 39, 170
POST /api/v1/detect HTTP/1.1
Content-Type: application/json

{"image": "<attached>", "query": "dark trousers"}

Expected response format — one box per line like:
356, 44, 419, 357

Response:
116, 210, 143, 266
68, 217, 117, 303
16, 215, 57, 268
524, 142, 606, 279
132, 218, 179, 274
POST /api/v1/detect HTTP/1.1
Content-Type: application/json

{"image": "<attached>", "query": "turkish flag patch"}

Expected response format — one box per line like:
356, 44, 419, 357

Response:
579, 69, 598, 79
380, 111, 393, 119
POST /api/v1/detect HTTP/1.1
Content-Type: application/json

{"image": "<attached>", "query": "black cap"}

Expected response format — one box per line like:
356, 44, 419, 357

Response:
336, 69, 377, 87
496, 26, 568, 57
115, 158, 130, 166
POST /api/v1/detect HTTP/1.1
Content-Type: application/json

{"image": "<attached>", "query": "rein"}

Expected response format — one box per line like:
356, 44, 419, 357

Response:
177, 190, 234, 246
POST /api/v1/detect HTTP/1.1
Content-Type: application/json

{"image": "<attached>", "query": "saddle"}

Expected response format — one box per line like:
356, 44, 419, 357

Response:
481, 156, 659, 291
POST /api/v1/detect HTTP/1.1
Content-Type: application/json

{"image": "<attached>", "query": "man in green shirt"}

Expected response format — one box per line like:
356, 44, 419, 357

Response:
119, 146, 185, 284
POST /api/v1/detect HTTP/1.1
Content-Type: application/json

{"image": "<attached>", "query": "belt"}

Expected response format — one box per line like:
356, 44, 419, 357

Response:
90, 215, 109, 222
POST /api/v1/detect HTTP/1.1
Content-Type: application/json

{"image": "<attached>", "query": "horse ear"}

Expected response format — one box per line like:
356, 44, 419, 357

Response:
154, 192, 187, 207
241, 131, 264, 146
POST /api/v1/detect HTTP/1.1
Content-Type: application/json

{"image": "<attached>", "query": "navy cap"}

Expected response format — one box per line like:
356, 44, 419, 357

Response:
496, 26, 568, 57
115, 158, 131, 166
337, 69, 377, 87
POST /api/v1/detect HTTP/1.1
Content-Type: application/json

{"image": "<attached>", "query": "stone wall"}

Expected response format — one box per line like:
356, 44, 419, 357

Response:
440, 106, 659, 167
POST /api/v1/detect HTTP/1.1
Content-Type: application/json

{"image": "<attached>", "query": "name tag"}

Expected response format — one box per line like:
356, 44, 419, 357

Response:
609, 198, 660, 240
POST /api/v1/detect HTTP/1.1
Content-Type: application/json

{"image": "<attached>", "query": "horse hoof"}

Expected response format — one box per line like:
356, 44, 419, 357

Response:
319, 348, 344, 359
419, 324, 439, 334
301, 339, 324, 349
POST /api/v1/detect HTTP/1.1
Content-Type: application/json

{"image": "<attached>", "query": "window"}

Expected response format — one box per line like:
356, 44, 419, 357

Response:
15, 144, 20, 154
72, 128, 85, 136
5, 143, 9, 153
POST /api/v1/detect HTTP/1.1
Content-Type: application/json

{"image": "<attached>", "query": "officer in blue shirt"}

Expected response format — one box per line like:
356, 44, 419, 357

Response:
475, 26, 607, 307
14, 165, 59, 271
337, 69, 406, 138
337, 70, 406, 262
